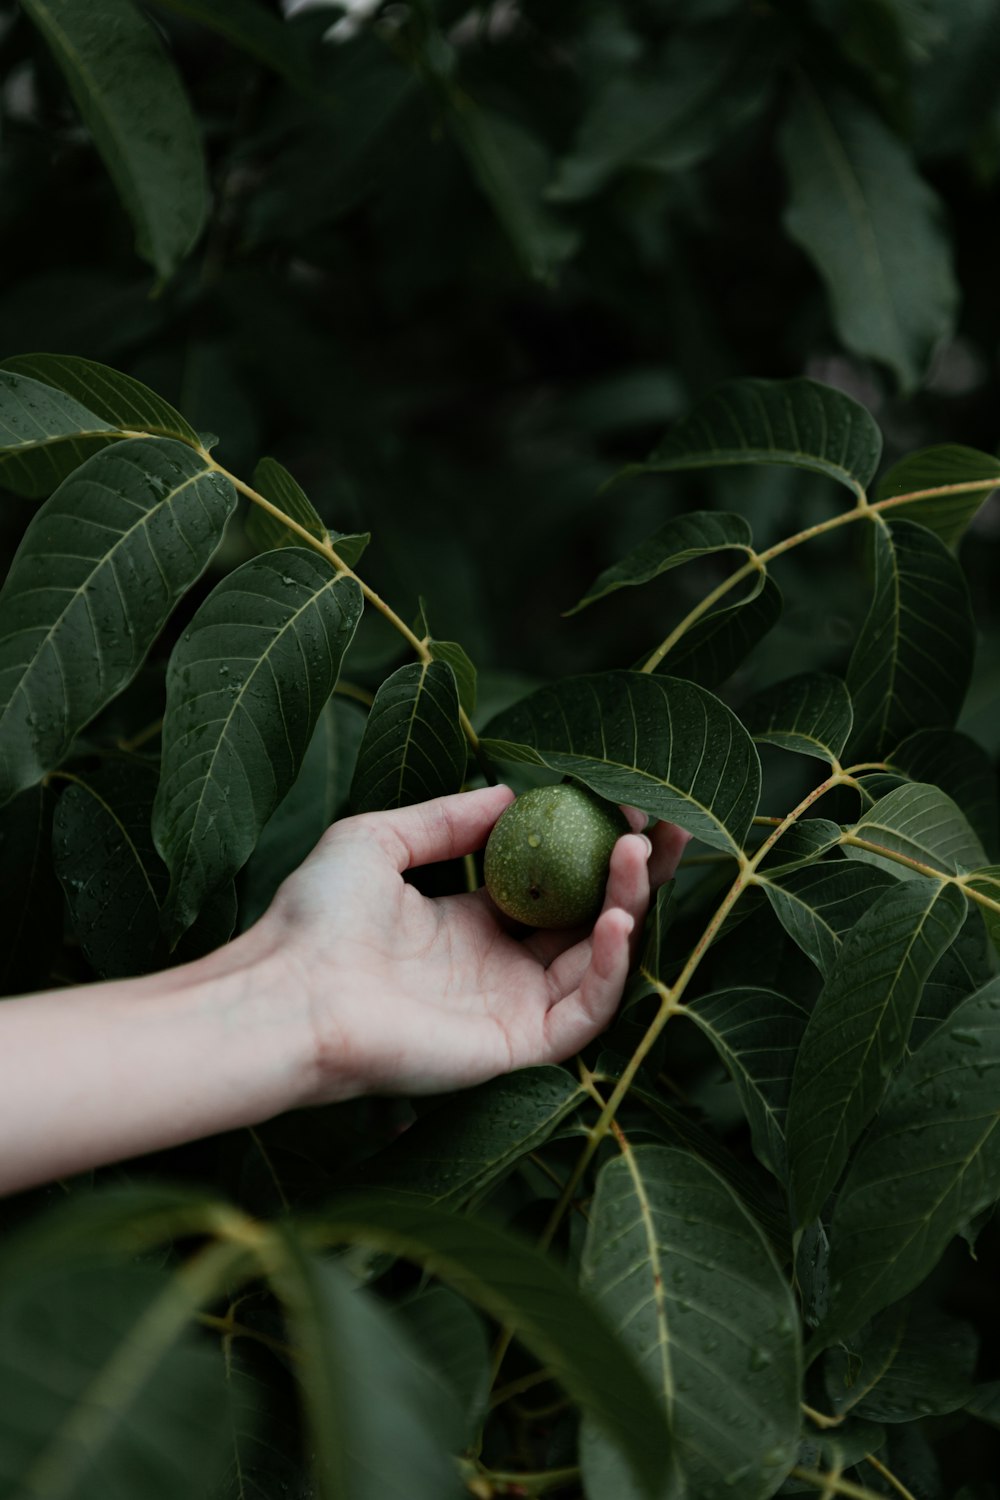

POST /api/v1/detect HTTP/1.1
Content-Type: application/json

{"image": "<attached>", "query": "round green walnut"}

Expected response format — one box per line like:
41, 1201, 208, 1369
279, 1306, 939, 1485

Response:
483, 783, 629, 929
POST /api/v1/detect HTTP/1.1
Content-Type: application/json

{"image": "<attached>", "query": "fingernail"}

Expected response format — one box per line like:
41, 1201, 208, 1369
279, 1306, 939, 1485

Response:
640, 834, 653, 858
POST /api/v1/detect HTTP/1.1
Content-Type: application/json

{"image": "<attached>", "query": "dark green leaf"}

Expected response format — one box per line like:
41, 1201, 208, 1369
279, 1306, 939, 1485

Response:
618, 377, 882, 500
152, 550, 363, 941
818, 975, 1000, 1346
550, 20, 777, 201
240, 697, 366, 929
429, 639, 477, 717
356, 1067, 585, 1206
631, 880, 678, 993
394, 1288, 490, 1448
268, 1230, 464, 1500
2, 353, 201, 449
0, 438, 235, 808
0, 368, 118, 497
579, 1145, 800, 1500
0, 1243, 243, 1500
888, 728, 998, 859
52, 760, 166, 978
742, 672, 853, 764
912, 907, 997, 1048
779, 84, 957, 390
21, 0, 208, 279
651, 573, 783, 689
846, 782, 988, 879
767, 864, 899, 978
846, 519, 975, 760
216, 1343, 310, 1500
148, 0, 319, 94
824, 1302, 978, 1422
297, 1192, 671, 1498
349, 660, 467, 813
965, 867, 1000, 954
567, 511, 754, 615
246, 456, 371, 565
686, 987, 809, 1179
759, 819, 844, 876
0, 783, 61, 996
447, 105, 578, 283
481, 671, 761, 855
786, 878, 966, 1225
875, 445, 1000, 546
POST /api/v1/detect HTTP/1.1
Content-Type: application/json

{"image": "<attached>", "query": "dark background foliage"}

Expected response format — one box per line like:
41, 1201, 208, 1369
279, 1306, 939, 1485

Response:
2, 2, 1000, 1498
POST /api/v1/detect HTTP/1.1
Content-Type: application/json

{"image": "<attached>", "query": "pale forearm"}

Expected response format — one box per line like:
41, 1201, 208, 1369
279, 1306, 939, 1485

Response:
0, 916, 317, 1196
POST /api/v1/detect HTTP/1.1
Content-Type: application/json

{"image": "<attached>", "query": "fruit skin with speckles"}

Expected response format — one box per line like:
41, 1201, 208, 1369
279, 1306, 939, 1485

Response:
483, 783, 629, 929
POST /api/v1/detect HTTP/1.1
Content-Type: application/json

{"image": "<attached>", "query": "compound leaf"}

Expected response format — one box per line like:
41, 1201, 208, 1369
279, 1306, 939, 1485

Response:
846, 782, 988, 881
0, 438, 235, 808
482, 672, 760, 855
153, 550, 363, 941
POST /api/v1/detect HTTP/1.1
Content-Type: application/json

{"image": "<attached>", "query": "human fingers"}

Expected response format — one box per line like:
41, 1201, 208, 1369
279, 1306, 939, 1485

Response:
358, 785, 515, 872
648, 821, 691, 887
540, 833, 651, 995
541, 908, 635, 1060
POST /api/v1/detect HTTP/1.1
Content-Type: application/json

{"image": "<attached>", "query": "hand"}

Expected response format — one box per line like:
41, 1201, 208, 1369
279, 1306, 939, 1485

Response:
267, 785, 690, 1101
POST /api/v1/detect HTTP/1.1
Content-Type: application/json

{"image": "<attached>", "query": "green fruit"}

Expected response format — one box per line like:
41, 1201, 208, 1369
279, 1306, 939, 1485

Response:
483, 783, 629, 929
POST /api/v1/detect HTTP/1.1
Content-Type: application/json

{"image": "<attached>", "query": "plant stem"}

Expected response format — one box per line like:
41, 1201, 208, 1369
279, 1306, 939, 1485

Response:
790, 1467, 886, 1500
638, 475, 1000, 673
864, 1453, 918, 1500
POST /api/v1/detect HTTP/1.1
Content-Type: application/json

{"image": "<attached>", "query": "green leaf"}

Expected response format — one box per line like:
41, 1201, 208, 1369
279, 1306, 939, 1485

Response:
875, 445, 1000, 546
0, 438, 236, 808
148, 0, 319, 94
349, 660, 467, 814
965, 867, 1000, 954
888, 728, 998, 859
618, 377, 882, 501
481, 671, 761, 855
818, 975, 1000, 1346
0, 368, 118, 497
21, 0, 208, 279
846, 782, 988, 880
429, 639, 477, 718
786, 878, 966, 1226
650, 572, 783, 689
631, 880, 678, 994
2, 353, 201, 449
779, 83, 957, 389
566, 511, 754, 615
824, 1301, 978, 1422
448, 104, 578, 283
686, 987, 809, 1180
846, 519, 975, 759
394, 1288, 490, 1448
742, 672, 853, 764
298, 1191, 671, 1499
0, 1242, 244, 1500
246, 456, 371, 565
763, 862, 901, 979
549, 20, 777, 202
269, 1230, 465, 1500
579, 1145, 800, 1500
758, 818, 844, 876
0, 783, 62, 996
240, 697, 366, 929
216, 1343, 310, 1500
153, 551, 363, 941
913, 907, 997, 1048
52, 760, 166, 979
356, 1067, 585, 1206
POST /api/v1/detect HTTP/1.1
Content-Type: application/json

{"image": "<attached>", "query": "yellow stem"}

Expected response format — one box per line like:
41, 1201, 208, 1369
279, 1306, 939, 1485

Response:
802, 1401, 844, 1430
841, 835, 1000, 921
864, 1453, 918, 1500
790, 1468, 885, 1500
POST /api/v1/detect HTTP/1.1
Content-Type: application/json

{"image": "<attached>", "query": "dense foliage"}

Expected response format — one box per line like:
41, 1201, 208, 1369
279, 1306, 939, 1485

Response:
1, 2, 1000, 1497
